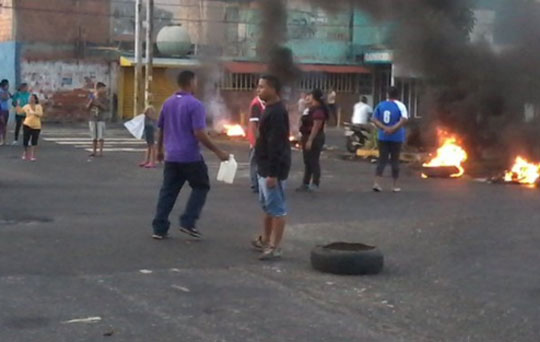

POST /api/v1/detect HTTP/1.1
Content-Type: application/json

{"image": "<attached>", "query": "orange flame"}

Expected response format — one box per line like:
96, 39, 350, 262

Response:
504, 156, 540, 185
224, 124, 246, 137
423, 131, 468, 178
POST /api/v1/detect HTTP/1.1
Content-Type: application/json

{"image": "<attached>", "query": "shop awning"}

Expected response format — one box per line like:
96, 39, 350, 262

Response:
119, 57, 370, 74
120, 56, 202, 68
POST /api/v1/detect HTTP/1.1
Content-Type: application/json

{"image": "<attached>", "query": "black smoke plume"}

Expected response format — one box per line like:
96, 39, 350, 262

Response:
256, 0, 301, 85
273, 0, 540, 159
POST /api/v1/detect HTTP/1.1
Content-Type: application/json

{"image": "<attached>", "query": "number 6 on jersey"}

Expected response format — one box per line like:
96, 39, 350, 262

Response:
383, 110, 391, 124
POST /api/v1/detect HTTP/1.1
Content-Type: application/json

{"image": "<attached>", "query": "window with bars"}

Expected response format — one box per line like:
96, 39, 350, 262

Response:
220, 71, 373, 94
297, 73, 372, 94
395, 78, 421, 119
219, 73, 260, 91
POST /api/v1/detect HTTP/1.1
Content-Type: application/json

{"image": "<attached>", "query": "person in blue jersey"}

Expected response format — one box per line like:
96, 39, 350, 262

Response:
371, 86, 409, 192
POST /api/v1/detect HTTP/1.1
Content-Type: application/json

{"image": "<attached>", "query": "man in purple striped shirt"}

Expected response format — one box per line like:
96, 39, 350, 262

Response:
152, 70, 228, 240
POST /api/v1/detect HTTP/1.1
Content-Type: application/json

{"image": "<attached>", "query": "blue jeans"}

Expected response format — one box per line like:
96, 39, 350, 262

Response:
249, 148, 258, 192
152, 161, 210, 235
258, 176, 287, 217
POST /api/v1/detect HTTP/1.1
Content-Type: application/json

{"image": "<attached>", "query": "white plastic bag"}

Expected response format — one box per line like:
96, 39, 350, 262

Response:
124, 114, 146, 140
217, 155, 238, 184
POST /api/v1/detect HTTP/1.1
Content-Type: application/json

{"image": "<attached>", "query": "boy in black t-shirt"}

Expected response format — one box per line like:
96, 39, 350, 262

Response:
252, 75, 291, 261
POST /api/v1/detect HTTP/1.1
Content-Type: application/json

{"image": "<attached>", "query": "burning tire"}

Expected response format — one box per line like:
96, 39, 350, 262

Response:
310, 242, 384, 275
422, 166, 461, 178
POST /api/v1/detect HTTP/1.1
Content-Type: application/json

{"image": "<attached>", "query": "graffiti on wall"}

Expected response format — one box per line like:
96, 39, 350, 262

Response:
288, 10, 350, 41
20, 61, 115, 121
289, 15, 317, 40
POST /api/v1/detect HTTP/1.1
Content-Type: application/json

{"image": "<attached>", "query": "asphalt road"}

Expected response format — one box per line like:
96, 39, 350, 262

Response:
1, 124, 539, 342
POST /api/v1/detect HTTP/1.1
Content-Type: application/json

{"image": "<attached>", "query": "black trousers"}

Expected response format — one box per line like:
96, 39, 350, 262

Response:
376, 141, 402, 179
23, 125, 41, 147
14, 115, 24, 141
302, 133, 325, 186
327, 104, 337, 126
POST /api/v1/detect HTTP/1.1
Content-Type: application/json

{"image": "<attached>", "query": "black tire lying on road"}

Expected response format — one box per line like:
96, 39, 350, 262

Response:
311, 242, 384, 275
421, 166, 460, 178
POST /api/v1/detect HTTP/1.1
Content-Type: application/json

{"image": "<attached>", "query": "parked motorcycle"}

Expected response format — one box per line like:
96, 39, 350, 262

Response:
344, 123, 372, 153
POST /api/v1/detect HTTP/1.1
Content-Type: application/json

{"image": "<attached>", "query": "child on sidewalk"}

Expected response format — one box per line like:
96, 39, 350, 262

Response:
139, 106, 158, 168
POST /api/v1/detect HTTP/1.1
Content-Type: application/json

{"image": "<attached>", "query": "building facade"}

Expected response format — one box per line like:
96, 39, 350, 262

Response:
116, 1, 397, 123
2, 0, 527, 124
0, 0, 118, 121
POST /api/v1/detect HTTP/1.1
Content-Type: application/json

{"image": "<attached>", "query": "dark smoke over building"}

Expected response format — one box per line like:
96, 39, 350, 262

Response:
257, 0, 301, 85
258, 0, 540, 158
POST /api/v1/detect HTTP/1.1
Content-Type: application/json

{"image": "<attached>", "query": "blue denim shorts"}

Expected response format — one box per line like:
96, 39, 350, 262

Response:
258, 176, 287, 217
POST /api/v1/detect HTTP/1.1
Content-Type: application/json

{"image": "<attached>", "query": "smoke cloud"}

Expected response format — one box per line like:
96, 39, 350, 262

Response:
257, 0, 540, 159
336, 0, 539, 158
256, 0, 301, 85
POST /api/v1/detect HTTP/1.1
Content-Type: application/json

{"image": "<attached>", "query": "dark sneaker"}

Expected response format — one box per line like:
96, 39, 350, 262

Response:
152, 233, 168, 240
259, 247, 282, 261
296, 184, 310, 192
251, 236, 268, 251
179, 227, 203, 239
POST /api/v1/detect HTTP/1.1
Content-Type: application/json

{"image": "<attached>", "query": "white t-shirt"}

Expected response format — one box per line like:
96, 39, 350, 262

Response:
351, 102, 373, 125
298, 98, 306, 114
327, 91, 336, 105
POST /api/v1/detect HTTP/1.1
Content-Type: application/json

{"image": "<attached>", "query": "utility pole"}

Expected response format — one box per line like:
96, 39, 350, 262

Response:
144, 0, 154, 108
133, 0, 143, 117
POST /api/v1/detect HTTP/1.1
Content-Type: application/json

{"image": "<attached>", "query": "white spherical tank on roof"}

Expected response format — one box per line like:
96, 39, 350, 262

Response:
156, 25, 192, 57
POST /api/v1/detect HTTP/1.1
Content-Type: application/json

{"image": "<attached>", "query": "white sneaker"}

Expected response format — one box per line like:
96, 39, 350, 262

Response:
259, 247, 282, 260
11, 140, 18, 145
309, 184, 320, 192
372, 184, 383, 192
393, 188, 402, 193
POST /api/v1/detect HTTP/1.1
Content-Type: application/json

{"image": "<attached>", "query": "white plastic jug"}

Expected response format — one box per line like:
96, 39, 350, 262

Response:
217, 155, 238, 184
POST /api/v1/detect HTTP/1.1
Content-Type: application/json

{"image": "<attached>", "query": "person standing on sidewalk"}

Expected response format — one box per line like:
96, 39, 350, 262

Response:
0, 79, 12, 145
21, 94, 43, 161
372, 86, 409, 192
139, 105, 158, 168
327, 88, 337, 126
297, 92, 307, 116
251, 75, 291, 260
12, 83, 31, 145
152, 70, 229, 240
297, 89, 328, 192
247, 95, 265, 193
86, 82, 109, 157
